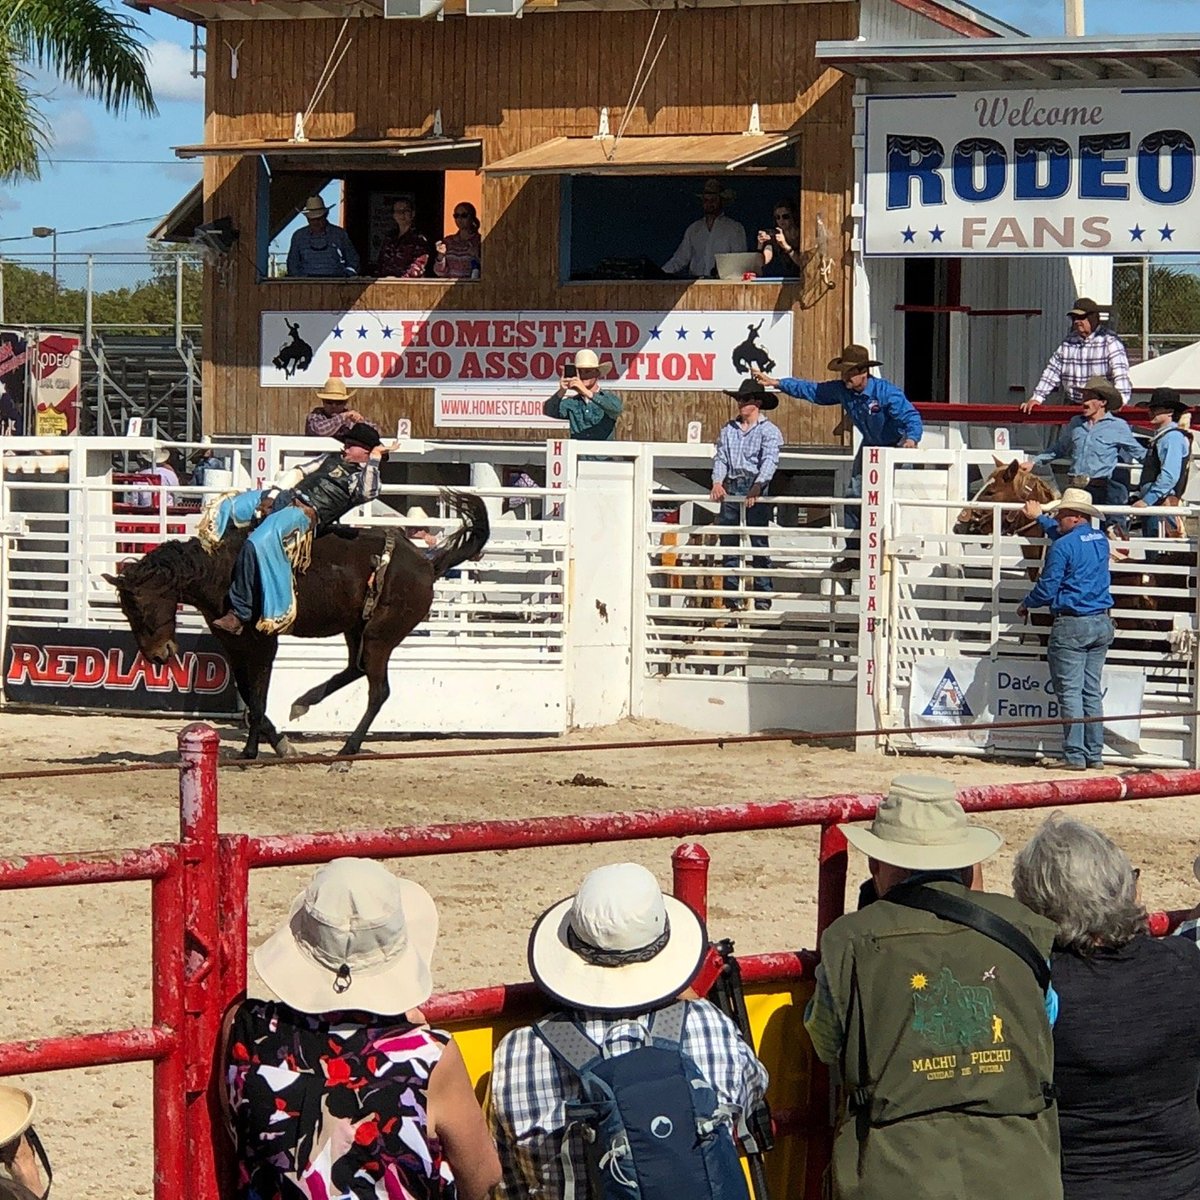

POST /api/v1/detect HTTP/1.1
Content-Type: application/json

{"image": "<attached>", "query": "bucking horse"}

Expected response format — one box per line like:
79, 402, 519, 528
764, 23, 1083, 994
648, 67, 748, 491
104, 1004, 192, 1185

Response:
104, 490, 490, 761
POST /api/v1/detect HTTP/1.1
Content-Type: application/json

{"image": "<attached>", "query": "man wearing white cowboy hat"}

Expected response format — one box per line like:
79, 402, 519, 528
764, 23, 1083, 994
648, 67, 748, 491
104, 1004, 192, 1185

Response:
490, 862, 768, 1199
805, 775, 1062, 1200
286, 194, 360, 278
129, 446, 179, 509
0, 1083, 47, 1200
303, 375, 381, 439
755, 345, 921, 571
662, 178, 747, 278
543, 348, 624, 441
1016, 486, 1114, 770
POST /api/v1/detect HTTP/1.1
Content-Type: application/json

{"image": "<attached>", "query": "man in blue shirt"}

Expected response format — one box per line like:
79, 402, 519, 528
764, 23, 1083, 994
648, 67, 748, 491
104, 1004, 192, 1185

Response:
1133, 387, 1192, 548
754, 344, 921, 571
711, 379, 784, 610
1016, 487, 1114, 771
1021, 375, 1145, 529
286, 196, 360, 278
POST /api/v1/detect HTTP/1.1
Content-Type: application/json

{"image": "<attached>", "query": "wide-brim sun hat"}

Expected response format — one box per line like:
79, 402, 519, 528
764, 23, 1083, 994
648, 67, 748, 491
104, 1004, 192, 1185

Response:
0, 1085, 35, 1146
827, 343, 882, 373
1044, 487, 1103, 521
572, 348, 612, 377
841, 774, 1002, 871
316, 377, 355, 403
528, 863, 706, 1012
154, 448, 172, 465
254, 857, 437, 1016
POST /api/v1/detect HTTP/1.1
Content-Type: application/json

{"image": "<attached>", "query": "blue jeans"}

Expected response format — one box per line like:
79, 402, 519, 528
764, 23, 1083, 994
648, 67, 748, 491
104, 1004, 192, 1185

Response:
1047, 612, 1114, 765
716, 475, 772, 608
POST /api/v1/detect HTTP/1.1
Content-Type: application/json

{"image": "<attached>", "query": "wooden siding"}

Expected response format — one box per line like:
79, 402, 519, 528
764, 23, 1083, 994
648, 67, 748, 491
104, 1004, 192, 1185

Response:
202, 4, 856, 444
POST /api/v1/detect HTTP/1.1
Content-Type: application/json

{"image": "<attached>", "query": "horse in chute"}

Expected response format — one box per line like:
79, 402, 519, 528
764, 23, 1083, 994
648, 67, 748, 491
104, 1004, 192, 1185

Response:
105, 491, 489, 760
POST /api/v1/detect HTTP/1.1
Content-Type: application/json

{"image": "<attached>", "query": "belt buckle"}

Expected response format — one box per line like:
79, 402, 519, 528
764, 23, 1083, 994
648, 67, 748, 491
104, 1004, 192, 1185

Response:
1068, 475, 1089, 487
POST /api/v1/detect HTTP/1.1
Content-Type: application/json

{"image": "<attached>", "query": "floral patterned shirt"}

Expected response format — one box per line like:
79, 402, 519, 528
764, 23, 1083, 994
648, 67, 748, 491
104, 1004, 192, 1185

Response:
226, 999, 457, 1200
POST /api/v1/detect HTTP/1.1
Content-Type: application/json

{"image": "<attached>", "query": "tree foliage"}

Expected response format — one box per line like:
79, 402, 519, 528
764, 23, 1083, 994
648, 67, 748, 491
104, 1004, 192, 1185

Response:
1114, 258, 1200, 342
1, 0, 156, 181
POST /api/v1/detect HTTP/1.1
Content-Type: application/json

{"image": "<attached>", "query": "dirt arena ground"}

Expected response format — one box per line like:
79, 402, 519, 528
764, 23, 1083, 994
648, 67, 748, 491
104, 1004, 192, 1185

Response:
2, 709, 1199, 1197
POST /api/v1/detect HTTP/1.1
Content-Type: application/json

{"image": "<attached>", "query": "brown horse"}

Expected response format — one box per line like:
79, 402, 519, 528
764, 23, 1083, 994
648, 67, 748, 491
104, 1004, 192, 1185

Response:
953, 457, 1057, 537
104, 491, 489, 760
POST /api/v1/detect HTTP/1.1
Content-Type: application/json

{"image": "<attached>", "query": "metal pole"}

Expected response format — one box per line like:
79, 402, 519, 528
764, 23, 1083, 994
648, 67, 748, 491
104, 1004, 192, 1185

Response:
0, 258, 5, 324
51, 230, 57, 298
1142, 255, 1151, 362
85, 255, 94, 345
174, 255, 183, 351
1065, 0, 1084, 35
671, 842, 711, 922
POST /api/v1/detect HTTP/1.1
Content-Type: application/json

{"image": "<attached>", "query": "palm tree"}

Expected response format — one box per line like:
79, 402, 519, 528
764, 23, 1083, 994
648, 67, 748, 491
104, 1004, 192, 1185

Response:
0, 0, 156, 182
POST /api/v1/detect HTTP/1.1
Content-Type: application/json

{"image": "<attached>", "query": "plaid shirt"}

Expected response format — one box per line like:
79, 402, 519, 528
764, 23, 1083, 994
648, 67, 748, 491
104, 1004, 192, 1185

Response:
712, 416, 783, 485
1031, 324, 1132, 406
490, 999, 768, 1200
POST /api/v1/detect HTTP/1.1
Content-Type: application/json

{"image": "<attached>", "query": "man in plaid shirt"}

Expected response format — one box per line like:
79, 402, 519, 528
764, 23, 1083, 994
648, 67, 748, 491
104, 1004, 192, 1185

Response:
489, 863, 768, 1199
1021, 298, 1132, 413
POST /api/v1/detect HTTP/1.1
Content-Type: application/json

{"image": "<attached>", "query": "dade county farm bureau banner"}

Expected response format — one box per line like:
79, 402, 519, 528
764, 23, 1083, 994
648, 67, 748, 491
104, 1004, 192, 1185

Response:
260, 310, 793, 391
865, 87, 1197, 256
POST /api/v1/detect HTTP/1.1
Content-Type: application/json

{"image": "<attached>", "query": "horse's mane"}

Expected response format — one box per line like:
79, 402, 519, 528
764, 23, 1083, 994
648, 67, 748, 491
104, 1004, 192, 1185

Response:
120, 531, 242, 591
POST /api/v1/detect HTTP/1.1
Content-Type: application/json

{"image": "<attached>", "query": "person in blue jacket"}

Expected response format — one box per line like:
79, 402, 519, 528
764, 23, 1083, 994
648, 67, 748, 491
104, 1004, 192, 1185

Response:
1133, 387, 1192, 548
754, 344, 922, 570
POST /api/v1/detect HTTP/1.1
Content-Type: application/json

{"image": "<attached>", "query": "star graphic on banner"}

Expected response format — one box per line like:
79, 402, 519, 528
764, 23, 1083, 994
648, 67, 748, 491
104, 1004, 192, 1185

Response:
929, 226, 944, 243
356, 326, 368, 339
648, 327, 661, 340
381, 326, 393, 339
702, 327, 715, 340
1129, 225, 1145, 242
1159, 224, 1175, 241
676, 327, 688, 340
901, 227, 916, 243
332, 326, 344, 339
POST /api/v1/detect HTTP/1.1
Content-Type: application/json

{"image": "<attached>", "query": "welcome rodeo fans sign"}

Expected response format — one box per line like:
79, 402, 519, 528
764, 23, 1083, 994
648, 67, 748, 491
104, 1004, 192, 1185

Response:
865, 87, 1197, 256
261, 310, 793, 392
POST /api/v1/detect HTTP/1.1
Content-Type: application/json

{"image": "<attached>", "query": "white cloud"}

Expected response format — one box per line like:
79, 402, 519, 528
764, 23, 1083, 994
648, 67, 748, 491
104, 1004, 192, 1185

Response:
144, 41, 204, 104
48, 106, 97, 156
0, 194, 20, 215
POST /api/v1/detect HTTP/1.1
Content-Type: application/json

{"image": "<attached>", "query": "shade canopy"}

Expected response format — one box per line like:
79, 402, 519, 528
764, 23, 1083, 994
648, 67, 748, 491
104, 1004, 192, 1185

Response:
1129, 341, 1200, 396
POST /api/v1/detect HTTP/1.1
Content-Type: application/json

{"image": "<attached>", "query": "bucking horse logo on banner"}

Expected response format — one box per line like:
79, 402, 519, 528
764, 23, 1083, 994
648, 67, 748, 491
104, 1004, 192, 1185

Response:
272, 320, 314, 378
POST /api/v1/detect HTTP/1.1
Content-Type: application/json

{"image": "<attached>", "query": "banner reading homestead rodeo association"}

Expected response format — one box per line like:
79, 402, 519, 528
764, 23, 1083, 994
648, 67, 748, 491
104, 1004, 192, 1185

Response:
865, 87, 1198, 256
260, 310, 793, 392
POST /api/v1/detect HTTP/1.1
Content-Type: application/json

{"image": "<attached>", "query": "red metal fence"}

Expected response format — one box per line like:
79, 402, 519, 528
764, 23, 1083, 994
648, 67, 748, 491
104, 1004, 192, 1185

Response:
1, 724, 1198, 1198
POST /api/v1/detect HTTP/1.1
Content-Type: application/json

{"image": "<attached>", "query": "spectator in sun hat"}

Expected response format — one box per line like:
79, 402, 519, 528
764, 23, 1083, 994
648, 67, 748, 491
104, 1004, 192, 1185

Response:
286, 195, 360, 278
0, 1085, 47, 1200
489, 861, 768, 1200
662, 178, 748, 278
303, 375, 381, 439
1021, 297, 1131, 412
805, 774, 1062, 1200
754, 343, 921, 571
543, 348, 624, 441
220, 857, 500, 1200
1133, 387, 1193, 545
129, 446, 179, 509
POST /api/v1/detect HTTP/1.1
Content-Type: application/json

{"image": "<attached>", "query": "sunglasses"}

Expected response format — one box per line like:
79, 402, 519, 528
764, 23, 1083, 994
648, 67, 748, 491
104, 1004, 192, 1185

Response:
773, 211, 793, 221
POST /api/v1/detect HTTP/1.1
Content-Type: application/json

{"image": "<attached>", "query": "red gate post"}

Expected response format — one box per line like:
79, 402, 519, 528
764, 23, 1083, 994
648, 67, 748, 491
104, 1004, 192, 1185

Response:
816, 824, 848, 936
151, 849, 186, 1200
178, 723, 222, 1199
672, 842, 711, 922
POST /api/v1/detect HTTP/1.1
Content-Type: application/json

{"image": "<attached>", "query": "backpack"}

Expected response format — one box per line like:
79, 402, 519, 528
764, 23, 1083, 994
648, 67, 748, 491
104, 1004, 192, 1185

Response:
533, 1001, 751, 1200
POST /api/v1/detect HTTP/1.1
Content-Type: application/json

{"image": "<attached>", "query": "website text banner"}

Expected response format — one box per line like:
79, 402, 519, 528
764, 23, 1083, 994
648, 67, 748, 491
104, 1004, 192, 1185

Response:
907, 656, 1144, 753
865, 88, 1198, 256
435, 389, 568, 429
260, 310, 793, 391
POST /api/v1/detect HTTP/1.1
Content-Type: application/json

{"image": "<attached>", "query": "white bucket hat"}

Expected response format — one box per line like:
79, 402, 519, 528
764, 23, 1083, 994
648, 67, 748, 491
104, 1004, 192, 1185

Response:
572, 348, 612, 376
0, 1085, 34, 1146
528, 863, 706, 1012
1044, 487, 1102, 522
254, 858, 437, 1016
841, 775, 1002, 871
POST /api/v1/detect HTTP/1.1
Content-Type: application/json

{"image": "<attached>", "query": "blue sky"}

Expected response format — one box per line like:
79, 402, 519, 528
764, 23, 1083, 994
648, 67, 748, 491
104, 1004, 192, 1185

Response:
0, 0, 1196, 258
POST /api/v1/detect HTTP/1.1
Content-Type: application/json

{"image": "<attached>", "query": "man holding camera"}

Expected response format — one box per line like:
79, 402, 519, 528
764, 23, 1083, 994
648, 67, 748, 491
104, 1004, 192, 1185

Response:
542, 349, 624, 441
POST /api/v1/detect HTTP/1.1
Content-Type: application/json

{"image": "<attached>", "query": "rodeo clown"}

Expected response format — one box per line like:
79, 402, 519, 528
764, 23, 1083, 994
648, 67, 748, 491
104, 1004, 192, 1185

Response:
210, 422, 395, 636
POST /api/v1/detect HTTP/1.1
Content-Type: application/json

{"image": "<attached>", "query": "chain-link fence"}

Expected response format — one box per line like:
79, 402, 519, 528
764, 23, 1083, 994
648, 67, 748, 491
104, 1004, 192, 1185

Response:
1112, 257, 1200, 364
0, 251, 203, 337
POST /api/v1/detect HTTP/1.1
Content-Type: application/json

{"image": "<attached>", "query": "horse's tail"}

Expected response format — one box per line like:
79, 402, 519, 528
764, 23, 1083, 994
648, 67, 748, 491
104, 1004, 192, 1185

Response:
428, 489, 490, 579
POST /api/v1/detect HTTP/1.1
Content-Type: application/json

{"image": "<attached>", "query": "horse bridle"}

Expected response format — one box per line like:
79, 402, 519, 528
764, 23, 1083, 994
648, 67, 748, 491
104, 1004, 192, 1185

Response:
961, 472, 1045, 536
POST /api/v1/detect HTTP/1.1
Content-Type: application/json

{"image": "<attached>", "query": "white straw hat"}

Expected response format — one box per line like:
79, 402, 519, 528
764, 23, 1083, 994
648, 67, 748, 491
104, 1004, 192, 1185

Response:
301, 195, 330, 218
528, 863, 705, 1012
0, 1085, 34, 1146
154, 448, 172, 465
1044, 487, 1102, 521
840, 775, 1002, 871
572, 348, 612, 376
253, 858, 437, 1016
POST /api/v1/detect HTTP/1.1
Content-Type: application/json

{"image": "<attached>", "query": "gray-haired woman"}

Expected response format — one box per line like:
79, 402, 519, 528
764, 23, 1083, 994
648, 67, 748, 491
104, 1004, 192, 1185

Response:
1013, 815, 1200, 1200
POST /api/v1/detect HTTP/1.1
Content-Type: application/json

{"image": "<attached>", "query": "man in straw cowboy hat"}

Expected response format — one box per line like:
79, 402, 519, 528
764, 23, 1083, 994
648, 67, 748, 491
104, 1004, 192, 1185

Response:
1020, 375, 1145, 530
755, 344, 921, 570
1015, 486, 1115, 770
711, 378, 785, 610
490, 862, 768, 1199
286, 194, 360, 278
1021, 297, 1131, 413
303, 375, 381, 439
543, 349, 624, 441
0, 1084, 47, 1200
662, 178, 747, 278
805, 774, 1062, 1200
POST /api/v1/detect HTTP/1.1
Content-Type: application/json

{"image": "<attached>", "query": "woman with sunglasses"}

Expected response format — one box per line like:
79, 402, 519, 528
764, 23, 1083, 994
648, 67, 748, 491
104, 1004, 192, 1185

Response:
434, 202, 482, 279
756, 201, 803, 278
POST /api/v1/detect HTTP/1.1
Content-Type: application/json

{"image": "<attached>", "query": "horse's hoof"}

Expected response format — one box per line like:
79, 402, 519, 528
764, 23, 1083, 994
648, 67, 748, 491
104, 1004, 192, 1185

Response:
273, 736, 296, 758
289, 702, 310, 721
327, 759, 352, 775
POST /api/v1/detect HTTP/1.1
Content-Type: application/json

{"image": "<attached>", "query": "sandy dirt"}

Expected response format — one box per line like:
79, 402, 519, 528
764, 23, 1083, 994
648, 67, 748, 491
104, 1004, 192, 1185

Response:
1, 710, 1198, 1198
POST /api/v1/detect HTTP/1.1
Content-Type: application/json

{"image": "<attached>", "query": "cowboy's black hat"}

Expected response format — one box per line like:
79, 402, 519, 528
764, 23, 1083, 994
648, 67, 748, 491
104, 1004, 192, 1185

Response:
338, 422, 383, 450
725, 378, 779, 410
1146, 386, 1190, 416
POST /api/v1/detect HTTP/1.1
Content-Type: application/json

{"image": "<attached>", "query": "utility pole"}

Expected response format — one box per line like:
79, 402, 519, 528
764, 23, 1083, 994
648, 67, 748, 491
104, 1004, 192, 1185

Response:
1065, 0, 1085, 36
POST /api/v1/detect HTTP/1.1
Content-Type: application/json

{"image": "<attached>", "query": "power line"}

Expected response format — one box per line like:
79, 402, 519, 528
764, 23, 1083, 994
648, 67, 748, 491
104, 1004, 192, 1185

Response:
0, 215, 165, 245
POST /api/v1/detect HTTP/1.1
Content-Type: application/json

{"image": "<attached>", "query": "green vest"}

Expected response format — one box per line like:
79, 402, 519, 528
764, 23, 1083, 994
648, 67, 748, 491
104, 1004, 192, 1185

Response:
819, 882, 1062, 1200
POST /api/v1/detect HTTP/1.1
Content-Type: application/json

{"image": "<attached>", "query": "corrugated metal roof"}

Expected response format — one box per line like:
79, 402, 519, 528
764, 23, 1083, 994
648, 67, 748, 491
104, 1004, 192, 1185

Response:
816, 35, 1200, 84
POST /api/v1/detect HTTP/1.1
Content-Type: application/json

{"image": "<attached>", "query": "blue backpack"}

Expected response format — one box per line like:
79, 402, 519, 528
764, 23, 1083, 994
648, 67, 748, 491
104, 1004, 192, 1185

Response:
533, 1001, 751, 1200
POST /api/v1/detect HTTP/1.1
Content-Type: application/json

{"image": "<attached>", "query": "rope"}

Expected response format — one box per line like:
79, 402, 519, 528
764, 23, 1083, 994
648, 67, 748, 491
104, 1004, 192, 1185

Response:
1, 706, 1198, 783
300, 18, 353, 132
608, 10, 675, 156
